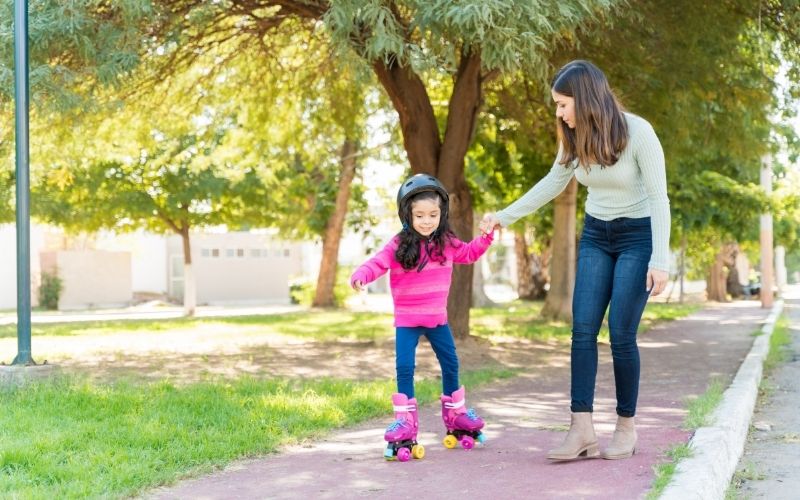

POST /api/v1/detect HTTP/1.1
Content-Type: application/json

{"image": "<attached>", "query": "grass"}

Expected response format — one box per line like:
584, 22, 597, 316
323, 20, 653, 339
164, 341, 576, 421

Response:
763, 315, 791, 373
646, 377, 726, 498
646, 444, 692, 500
0, 367, 514, 499
0, 301, 698, 344
0, 311, 394, 342
471, 300, 700, 342
683, 378, 725, 430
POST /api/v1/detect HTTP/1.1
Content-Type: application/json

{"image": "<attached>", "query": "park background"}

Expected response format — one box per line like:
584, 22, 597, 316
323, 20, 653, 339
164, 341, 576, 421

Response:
1, 1, 800, 498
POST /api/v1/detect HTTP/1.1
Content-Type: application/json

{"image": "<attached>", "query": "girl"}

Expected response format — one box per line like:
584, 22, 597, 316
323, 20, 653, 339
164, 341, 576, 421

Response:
482, 60, 670, 461
351, 174, 493, 461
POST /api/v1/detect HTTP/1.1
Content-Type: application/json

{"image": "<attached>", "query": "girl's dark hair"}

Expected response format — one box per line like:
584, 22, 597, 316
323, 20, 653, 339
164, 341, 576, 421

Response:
395, 191, 455, 271
551, 60, 628, 170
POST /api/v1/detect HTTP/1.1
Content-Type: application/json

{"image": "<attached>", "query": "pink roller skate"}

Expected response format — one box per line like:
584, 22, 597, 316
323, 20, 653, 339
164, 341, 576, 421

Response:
441, 385, 486, 450
383, 393, 425, 462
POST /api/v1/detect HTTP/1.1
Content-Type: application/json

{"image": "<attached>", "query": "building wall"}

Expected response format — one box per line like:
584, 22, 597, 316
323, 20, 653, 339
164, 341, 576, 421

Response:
0, 224, 45, 309
41, 250, 133, 310
167, 231, 303, 305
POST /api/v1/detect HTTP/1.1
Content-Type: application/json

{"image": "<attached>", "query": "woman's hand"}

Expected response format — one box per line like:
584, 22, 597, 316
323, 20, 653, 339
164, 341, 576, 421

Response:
646, 268, 669, 296
351, 280, 365, 291
479, 213, 502, 234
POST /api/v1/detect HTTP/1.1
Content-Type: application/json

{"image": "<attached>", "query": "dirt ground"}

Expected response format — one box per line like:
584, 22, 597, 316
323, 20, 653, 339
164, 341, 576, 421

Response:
0, 325, 568, 384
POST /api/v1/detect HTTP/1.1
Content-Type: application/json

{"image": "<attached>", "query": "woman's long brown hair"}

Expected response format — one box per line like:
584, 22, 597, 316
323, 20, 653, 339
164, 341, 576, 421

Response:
551, 60, 628, 170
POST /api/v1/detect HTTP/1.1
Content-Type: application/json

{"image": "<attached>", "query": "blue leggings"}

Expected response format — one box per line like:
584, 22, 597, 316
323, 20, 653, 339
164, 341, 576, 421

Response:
395, 324, 459, 398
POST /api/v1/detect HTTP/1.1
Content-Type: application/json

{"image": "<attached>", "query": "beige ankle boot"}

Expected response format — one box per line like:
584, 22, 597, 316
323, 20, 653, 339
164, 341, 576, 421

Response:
602, 416, 637, 459
547, 412, 599, 460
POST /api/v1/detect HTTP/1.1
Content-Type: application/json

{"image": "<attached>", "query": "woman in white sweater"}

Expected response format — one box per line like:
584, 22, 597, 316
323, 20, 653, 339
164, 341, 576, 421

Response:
481, 60, 670, 461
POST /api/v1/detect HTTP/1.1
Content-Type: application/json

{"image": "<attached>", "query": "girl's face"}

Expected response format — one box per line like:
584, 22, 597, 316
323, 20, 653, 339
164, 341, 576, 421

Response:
552, 90, 576, 129
410, 197, 441, 237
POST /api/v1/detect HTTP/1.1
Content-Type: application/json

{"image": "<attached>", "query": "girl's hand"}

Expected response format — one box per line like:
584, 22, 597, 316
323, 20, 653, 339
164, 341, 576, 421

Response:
352, 280, 365, 291
479, 213, 501, 234
646, 268, 669, 296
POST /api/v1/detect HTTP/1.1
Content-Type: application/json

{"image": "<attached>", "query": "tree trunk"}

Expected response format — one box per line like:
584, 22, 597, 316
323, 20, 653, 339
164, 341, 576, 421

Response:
374, 50, 484, 339
515, 231, 535, 299
472, 216, 494, 308
706, 243, 737, 302
312, 139, 358, 307
541, 178, 577, 321
180, 226, 196, 316
515, 229, 550, 300
706, 252, 728, 302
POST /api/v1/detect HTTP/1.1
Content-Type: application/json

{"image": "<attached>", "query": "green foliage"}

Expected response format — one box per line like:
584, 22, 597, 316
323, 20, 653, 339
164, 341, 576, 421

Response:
0, 368, 513, 498
289, 267, 355, 308
324, 0, 620, 77
37, 270, 62, 310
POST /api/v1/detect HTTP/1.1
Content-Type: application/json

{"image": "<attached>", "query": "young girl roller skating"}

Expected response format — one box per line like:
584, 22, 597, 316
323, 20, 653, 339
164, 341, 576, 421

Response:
351, 174, 493, 462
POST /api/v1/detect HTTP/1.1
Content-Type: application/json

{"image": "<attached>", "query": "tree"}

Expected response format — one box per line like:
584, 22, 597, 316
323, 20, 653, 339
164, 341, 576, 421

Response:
136, 0, 621, 337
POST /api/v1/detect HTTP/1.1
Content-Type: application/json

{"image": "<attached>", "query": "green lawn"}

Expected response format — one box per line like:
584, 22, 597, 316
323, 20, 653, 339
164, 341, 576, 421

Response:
0, 300, 698, 343
0, 368, 514, 499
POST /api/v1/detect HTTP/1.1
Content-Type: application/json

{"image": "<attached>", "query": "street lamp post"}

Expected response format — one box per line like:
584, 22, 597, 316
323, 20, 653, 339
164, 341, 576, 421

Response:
12, 0, 34, 365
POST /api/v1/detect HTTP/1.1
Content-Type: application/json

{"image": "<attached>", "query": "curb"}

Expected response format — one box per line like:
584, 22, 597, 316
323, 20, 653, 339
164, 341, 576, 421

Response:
660, 299, 784, 500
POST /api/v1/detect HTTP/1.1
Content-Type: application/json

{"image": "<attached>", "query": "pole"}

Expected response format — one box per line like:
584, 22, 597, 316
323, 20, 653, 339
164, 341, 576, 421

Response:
759, 156, 774, 309
12, 0, 34, 365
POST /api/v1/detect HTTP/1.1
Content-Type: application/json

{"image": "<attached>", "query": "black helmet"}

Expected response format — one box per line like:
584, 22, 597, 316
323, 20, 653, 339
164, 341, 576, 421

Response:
396, 174, 449, 223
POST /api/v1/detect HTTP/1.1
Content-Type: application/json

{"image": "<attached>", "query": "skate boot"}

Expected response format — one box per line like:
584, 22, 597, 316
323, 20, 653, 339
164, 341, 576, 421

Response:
441, 385, 486, 450
383, 393, 425, 462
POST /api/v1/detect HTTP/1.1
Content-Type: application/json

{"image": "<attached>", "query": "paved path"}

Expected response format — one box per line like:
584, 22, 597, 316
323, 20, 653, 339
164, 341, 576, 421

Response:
146, 300, 771, 500
734, 288, 800, 499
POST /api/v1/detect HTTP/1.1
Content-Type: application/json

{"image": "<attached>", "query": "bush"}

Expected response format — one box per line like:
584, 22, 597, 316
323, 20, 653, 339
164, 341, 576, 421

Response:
289, 266, 354, 307
38, 270, 63, 310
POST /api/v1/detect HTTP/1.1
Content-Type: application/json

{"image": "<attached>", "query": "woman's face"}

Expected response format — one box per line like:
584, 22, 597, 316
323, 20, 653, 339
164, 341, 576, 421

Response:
410, 197, 441, 237
552, 90, 576, 129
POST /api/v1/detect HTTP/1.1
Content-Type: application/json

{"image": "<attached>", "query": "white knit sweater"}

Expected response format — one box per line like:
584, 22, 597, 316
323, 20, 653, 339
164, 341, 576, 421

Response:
496, 112, 671, 271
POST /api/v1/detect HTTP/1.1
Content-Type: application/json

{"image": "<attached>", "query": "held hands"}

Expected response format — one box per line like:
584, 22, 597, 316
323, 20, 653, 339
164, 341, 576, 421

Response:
479, 213, 502, 235
646, 268, 669, 296
351, 279, 365, 292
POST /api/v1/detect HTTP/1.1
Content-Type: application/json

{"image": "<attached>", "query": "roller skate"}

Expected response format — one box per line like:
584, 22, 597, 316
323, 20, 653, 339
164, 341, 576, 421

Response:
441, 385, 486, 450
383, 393, 425, 462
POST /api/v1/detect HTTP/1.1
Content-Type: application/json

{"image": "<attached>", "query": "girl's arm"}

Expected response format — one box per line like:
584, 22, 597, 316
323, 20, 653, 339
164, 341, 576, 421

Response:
451, 232, 494, 265
350, 237, 398, 287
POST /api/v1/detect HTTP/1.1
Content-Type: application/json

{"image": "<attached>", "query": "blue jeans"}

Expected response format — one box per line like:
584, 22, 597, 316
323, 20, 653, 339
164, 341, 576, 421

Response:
571, 214, 652, 417
395, 324, 459, 398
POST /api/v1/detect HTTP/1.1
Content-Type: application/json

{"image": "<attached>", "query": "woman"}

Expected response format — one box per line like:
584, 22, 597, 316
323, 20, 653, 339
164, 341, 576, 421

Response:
481, 60, 670, 460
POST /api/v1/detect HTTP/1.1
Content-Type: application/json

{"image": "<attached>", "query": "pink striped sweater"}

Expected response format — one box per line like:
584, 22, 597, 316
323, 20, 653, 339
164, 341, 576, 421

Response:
350, 232, 494, 328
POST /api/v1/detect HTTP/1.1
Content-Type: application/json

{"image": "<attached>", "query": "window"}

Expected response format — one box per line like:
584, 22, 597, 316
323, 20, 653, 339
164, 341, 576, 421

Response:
283, 249, 291, 258
201, 248, 210, 258
226, 249, 235, 258
250, 249, 261, 258
211, 248, 220, 258
236, 248, 245, 258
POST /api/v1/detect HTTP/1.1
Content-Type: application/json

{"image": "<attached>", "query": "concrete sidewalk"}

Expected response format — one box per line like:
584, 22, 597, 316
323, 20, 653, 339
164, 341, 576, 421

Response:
146, 300, 774, 500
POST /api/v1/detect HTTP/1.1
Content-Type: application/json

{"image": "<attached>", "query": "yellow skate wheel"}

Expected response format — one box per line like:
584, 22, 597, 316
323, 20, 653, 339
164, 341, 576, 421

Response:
443, 435, 458, 449
412, 444, 425, 459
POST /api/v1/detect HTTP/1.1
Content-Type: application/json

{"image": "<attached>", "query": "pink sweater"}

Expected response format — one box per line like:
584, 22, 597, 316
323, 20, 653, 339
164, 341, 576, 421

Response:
350, 232, 493, 328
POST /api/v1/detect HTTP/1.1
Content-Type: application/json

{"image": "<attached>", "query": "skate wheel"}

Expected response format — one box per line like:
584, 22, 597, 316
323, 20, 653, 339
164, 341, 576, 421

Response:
411, 444, 425, 460
443, 434, 458, 449
460, 435, 475, 450
477, 432, 486, 444
397, 447, 411, 462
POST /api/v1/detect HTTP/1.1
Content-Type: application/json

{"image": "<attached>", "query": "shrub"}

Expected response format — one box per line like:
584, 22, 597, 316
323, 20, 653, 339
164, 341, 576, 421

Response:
38, 270, 63, 310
